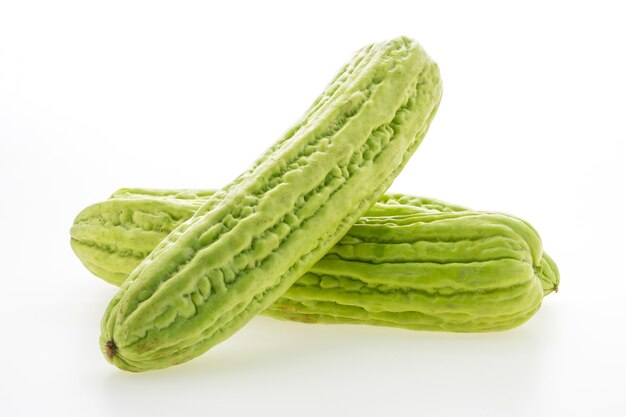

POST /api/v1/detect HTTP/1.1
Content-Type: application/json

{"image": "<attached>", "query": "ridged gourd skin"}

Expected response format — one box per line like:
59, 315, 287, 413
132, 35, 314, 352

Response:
263, 204, 552, 332
71, 188, 559, 298
99, 37, 444, 372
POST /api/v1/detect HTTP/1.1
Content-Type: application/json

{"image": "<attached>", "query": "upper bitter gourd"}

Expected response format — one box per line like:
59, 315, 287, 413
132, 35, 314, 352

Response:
71, 188, 559, 300
99, 37, 443, 371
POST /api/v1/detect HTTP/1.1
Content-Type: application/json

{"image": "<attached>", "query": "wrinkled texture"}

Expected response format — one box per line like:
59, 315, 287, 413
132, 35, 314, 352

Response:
99, 37, 443, 371
73, 189, 558, 332
72, 188, 559, 296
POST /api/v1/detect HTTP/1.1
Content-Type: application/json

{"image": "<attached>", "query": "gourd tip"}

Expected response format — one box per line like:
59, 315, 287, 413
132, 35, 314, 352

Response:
105, 340, 117, 360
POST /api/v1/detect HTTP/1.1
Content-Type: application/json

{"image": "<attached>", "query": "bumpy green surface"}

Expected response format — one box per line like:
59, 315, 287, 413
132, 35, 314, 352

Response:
98, 37, 443, 371
73, 188, 558, 333
264, 205, 552, 332
72, 188, 559, 298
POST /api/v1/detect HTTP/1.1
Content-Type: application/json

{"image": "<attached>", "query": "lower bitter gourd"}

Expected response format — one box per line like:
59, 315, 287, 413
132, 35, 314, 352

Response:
98, 36, 443, 371
72, 188, 558, 333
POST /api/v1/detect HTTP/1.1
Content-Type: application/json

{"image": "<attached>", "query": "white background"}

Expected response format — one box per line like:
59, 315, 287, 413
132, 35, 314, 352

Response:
1, 1, 624, 416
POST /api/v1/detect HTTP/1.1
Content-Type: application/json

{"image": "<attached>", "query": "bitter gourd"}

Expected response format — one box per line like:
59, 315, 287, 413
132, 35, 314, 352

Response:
263, 205, 553, 332
99, 37, 443, 371
71, 188, 559, 300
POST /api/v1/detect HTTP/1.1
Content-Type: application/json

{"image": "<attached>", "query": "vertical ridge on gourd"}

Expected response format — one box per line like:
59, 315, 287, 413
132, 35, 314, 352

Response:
99, 37, 443, 371
71, 188, 557, 334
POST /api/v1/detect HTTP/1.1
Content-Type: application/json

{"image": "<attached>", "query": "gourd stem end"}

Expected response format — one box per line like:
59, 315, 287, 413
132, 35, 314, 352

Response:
105, 340, 117, 360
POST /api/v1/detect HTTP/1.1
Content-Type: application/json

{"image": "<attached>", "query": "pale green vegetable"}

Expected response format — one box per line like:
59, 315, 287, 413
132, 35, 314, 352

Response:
72, 188, 557, 334
98, 37, 443, 371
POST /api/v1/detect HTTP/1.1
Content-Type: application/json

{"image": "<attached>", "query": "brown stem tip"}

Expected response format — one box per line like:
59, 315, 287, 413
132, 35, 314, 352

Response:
105, 340, 117, 360
553, 285, 559, 294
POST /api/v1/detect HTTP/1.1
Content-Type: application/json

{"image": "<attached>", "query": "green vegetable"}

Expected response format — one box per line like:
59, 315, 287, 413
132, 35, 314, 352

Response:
99, 37, 443, 371
72, 188, 559, 303
264, 201, 554, 332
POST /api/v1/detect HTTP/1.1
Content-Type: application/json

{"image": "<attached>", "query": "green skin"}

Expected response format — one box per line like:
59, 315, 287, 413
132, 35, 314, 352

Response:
98, 37, 444, 372
73, 189, 558, 332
